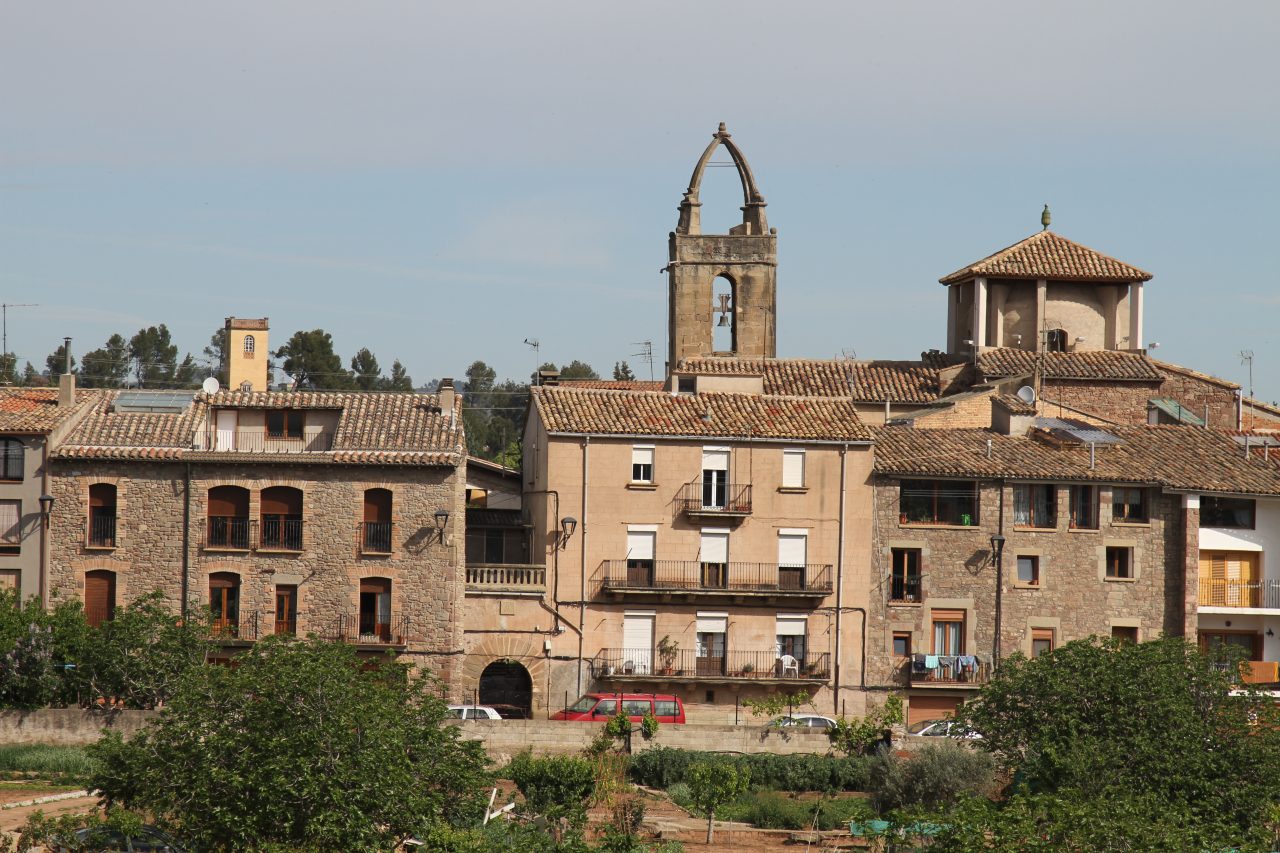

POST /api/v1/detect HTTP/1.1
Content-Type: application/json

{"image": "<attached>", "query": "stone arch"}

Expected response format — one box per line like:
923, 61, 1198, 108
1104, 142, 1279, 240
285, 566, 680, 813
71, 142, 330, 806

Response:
479, 660, 533, 719
462, 635, 548, 716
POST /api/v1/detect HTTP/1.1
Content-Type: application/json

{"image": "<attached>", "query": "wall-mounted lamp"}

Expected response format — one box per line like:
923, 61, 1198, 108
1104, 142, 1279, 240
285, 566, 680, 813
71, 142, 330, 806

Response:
38, 494, 54, 527
433, 509, 450, 543
559, 516, 578, 551
1268, 628, 1275, 638
989, 533, 1006, 562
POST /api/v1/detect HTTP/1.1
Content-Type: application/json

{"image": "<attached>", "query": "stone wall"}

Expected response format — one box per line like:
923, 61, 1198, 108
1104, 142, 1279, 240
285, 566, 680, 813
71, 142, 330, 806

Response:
1040, 370, 1239, 430
0, 709, 157, 745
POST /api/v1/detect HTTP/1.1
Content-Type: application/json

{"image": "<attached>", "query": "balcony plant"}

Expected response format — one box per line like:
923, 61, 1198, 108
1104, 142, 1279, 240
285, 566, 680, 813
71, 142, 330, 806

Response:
741, 661, 755, 676
657, 635, 679, 675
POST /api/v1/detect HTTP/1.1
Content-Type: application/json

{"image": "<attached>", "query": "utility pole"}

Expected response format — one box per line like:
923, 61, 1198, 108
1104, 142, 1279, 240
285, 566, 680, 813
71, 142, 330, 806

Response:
0, 304, 38, 385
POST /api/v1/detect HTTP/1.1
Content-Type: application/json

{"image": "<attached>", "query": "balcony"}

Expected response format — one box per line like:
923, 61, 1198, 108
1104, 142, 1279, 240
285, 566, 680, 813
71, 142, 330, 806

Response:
596, 560, 832, 601
906, 656, 992, 689
259, 519, 303, 553
360, 521, 394, 555
318, 613, 413, 647
676, 479, 752, 520
592, 648, 831, 683
466, 564, 547, 594
203, 518, 253, 551
1242, 661, 1280, 685
86, 515, 117, 549
1198, 579, 1280, 610
191, 427, 334, 454
208, 610, 260, 642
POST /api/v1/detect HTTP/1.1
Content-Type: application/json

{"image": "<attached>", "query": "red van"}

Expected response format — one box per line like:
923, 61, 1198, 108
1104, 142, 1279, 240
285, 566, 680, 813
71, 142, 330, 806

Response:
551, 692, 686, 724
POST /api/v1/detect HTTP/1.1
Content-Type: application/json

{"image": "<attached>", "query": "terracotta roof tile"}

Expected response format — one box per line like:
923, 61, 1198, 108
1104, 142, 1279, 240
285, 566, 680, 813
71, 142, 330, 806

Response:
939, 230, 1153, 285
978, 348, 1164, 382
994, 394, 1037, 416
0, 388, 101, 433
675, 357, 941, 403
872, 425, 1280, 495
532, 386, 872, 442
556, 380, 665, 391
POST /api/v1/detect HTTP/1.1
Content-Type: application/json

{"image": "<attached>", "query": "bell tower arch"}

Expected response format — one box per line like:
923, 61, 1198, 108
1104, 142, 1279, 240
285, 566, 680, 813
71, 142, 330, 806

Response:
667, 123, 777, 370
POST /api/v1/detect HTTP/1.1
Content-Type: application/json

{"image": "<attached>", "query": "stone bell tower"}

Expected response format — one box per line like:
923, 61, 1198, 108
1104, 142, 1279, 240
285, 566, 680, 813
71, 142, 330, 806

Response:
667, 123, 778, 371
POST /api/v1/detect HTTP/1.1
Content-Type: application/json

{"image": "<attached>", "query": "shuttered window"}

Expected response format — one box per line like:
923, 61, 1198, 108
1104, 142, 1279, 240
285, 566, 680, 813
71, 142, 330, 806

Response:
626, 529, 655, 562
778, 533, 806, 567
631, 446, 654, 483
0, 500, 20, 551
696, 613, 728, 634
0, 441, 22, 481
782, 450, 805, 488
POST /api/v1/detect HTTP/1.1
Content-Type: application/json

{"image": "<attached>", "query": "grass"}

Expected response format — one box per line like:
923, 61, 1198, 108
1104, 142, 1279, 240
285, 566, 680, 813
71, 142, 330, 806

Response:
0, 745, 97, 779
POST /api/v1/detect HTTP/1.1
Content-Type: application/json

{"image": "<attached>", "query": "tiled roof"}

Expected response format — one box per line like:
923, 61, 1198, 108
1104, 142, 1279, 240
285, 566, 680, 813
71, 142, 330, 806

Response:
994, 394, 1037, 416
872, 425, 1280, 495
1151, 359, 1240, 391
978, 348, 1164, 382
54, 390, 464, 465
0, 388, 100, 433
532, 386, 872, 442
939, 230, 1153, 285
675, 357, 942, 403
556, 380, 665, 391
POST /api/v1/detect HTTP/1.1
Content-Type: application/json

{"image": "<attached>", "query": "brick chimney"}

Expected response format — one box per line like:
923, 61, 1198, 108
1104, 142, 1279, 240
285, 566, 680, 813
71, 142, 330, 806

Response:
58, 337, 75, 408
438, 378, 456, 417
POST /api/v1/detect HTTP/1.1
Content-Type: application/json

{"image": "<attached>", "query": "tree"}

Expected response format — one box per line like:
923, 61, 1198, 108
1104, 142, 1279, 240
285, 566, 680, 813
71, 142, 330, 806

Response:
88, 637, 490, 852
686, 760, 749, 844
80, 335, 130, 388
958, 636, 1280, 843
612, 361, 636, 381
387, 359, 414, 391
201, 327, 228, 385
559, 360, 599, 381
0, 353, 17, 386
350, 348, 383, 391
46, 342, 76, 381
173, 354, 200, 389
274, 329, 353, 390
128, 325, 178, 387
21, 362, 43, 387
507, 752, 597, 842
829, 693, 903, 757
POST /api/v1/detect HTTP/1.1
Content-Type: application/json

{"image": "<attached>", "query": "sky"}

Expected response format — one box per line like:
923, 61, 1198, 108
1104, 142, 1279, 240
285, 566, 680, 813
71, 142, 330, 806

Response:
2, 2, 1278, 400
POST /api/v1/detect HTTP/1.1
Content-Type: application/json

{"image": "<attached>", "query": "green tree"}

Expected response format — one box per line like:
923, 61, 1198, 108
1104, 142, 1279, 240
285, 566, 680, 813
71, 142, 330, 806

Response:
387, 359, 414, 391
828, 693, 903, 757
507, 752, 597, 842
88, 637, 490, 852
559, 360, 599, 381
0, 353, 18, 386
686, 761, 750, 844
45, 342, 76, 381
80, 335, 130, 388
350, 347, 383, 391
612, 361, 635, 381
20, 362, 43, 387
128, 325, 178, 387
201, 327, 228, 385
274, 329, 353, 390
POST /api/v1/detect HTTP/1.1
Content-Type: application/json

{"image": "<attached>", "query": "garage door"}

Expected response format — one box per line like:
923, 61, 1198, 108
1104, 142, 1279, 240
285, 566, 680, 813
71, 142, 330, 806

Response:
907, 694, 962, 728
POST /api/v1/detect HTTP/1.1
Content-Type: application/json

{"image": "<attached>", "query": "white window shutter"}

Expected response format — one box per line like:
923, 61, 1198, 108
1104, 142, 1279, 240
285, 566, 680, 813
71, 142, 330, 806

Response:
626, 530, 655, 560
778, 533, 807, 567
783, 450, 805, 488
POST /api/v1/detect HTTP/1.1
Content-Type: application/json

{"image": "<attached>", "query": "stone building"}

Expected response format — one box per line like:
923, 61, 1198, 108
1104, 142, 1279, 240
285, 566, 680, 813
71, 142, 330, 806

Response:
46, 381, 468, 682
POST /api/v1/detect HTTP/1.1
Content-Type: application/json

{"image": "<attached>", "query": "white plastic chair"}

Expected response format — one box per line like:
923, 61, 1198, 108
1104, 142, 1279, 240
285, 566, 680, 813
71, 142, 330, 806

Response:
778, 655, 800, 677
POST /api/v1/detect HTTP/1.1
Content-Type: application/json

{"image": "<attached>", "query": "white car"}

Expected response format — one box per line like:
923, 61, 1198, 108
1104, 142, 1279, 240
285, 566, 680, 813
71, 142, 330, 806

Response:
446, 704, 502, 720
769, 714, 837, 730
906, 719, 982, 739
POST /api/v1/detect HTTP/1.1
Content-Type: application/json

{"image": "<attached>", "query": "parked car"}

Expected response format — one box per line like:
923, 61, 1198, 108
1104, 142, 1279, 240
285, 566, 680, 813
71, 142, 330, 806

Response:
550, 692, 686, 723
768, 714, 837, 730
446, 704, 503, 720
906, 719, 982, 739
52, 825, 187, 852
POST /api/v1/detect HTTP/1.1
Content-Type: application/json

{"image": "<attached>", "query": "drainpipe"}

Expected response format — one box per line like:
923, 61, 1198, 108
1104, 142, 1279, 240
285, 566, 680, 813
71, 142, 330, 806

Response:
991, 481, 1006, 667
181, 463, 191, 617
39, 441, 49, 610
578, 437, 590, 693
834, 444, 847, 714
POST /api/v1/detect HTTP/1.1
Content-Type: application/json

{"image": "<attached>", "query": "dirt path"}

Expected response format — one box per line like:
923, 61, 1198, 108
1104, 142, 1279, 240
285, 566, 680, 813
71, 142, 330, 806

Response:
0, 793, 98, 834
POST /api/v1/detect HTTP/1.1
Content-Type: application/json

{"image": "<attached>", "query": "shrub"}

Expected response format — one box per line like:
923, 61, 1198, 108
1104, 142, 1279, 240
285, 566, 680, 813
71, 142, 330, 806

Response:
740, 792, 809, 830
665, 782, 692, 809
507, 751, 597, 827
687, 761, 750, 844
629, 748, 869, 792
868, 741, 996, 812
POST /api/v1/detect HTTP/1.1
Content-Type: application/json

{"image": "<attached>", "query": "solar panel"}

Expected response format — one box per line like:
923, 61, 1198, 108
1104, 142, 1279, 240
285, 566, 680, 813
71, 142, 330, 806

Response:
112, 390, 195, 413
1035, 417, 1123, 445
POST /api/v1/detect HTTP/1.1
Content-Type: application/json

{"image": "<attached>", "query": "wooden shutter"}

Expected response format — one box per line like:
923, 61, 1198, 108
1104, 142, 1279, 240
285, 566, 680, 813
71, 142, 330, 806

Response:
208, 486, 248, 517
363, 489, 392, 523
85, 570, 116, 627
908, 695, 961, 728
261, 487, 301, 516
931, 609, 966, 622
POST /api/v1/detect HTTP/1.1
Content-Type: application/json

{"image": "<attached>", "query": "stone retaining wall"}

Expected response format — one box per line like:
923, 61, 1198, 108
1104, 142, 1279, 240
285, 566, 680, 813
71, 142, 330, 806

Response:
0, 709, 158, 745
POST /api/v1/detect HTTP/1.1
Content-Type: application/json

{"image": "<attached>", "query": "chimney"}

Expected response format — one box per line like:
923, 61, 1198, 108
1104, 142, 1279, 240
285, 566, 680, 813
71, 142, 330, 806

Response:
58, 336, 75, 408
438, 378, 456, 417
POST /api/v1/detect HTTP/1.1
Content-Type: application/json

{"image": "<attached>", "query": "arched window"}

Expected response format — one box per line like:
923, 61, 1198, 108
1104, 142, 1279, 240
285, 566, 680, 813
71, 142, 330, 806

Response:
1045, 329, 1068, 353
209, 572, 241, 637
88, 484, 117, 548
712, 275, 736, 354
0, 440, 23, 481
260, 486, 303, 551
85, 570, 116, 628
207, 486, 250, 550
362, 488, 393, 554
243, 334, 255, 355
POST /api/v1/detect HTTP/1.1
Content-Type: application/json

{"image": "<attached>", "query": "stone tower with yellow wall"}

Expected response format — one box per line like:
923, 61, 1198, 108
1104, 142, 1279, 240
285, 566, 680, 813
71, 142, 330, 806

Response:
225, 317, 269, 392
667, 123, 778, 371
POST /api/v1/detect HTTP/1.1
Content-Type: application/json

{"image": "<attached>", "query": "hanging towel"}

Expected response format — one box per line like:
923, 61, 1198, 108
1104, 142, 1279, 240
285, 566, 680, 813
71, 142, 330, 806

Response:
924, 654, 940, 670
957, 655, 978, 670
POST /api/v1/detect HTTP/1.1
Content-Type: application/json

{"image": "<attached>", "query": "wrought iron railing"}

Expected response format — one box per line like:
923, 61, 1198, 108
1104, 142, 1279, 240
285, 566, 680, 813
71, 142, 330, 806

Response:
676, 479, 752, 515
908, 656, 992, 686
209, 610, 259, 641
259, 518, 304, 552
596, 560, 831, 595
592, 648, 830, 680
204, 517, 253, 550
1198, 579, 1280, 609
360, 521, 393, 555
466, 564, 547, 590
319, 613, 413, 645
274, 617, 297, 636
192, 427, 334, 453
87, 515, 117, 548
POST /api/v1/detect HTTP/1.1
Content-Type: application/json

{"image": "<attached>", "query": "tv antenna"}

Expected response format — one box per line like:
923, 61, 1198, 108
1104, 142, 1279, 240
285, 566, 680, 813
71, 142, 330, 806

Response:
631, 341, 654, 381
1241, 350, 1256, 429
0, 304, 37, 385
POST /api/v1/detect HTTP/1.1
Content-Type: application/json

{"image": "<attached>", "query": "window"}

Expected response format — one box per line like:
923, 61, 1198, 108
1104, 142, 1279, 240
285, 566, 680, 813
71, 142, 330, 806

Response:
1069, 485, 1099, 529
892, 631, 912, 657
778, 531, 807, 590
1105, 546, 1133, 579
701, 448, 729, 509
0, 569, 19, 600
85, 569, 116, 627
889, 548, 921, 602
1199, 551, 1260, 607
593, 699, 617, 716
0, 440, 22, 481
243, 334, 255, 355
631, 446, 654, 483
88, 484, 117, 548
207, 486, 250, 549
700, 530, 728, 588
932, 610, 965, 655
622, 699, 652, 717
0, 500, 20, 554
275, 585, 297, 635
266, 410, 304, 439
1111, 626, 1138, 644
776, 616, 807, 665
260, 486, 303, 551
1013, 484, 1056, 528
625, 528, 656, 586
1111, 487, 1147, 523
696, 613, 727, 676
362, 488, 393, 554
209, 572, 241, 638
899, 479, 978, 526
1031, 628, 1055, 658
359, 577, 392, 641
1045, 328, 1067, 352
1016, 556, 1040, 586
654, 699, 679, 718
1201, 496, 1256, 529
677, 376, 695, 395
782, 449, 806, 489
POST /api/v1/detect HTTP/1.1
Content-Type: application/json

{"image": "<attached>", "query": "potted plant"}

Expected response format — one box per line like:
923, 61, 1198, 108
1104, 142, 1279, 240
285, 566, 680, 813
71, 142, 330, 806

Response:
741, 661, 755, 676
657, 635, 679, 674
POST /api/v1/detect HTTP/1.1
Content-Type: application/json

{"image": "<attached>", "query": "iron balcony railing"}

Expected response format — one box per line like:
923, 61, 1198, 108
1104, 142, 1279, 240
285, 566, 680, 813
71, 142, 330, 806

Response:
274, 616, 297, 636
360, 521, 393, 555
676, 479, 752, 516
907, 656, 992, 686
87, 515, 117, 548
209, 610, 259, 641
204, 517, 254, 551
466, 564, 547, 591
319, 613, 413, 646
192, 427, 334, 453
259, 518, 304, 552
1198, 579, 1280, 610
888, 574, 922, 604
596, 560, 832, 595
592, 648, 831, 681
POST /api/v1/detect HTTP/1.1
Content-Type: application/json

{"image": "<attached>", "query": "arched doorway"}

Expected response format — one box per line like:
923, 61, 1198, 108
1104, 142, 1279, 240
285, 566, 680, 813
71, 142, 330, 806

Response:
479, 660, 532, 719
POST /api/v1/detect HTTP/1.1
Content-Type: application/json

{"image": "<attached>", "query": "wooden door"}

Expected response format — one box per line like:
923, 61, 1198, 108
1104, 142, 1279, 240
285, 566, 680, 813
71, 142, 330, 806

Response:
359, 578, 391, 641
85, 570, 116, 628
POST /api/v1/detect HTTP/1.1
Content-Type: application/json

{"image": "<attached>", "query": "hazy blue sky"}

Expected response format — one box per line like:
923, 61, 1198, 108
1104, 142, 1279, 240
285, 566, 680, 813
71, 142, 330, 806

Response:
2, 2, 1277, 399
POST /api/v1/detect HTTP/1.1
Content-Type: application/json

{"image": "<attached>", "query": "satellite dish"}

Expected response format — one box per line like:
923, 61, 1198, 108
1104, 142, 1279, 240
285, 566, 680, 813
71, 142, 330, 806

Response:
202, 377, 220, 395
1016, 385, 1037, 404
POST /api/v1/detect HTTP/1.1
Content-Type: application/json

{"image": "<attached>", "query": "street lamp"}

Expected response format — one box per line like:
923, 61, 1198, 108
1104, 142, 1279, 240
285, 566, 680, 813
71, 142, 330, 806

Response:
433, 509, 449, 543
559, 516, 578, 551
38, 494, 54, 526
990, 534, 1006, 667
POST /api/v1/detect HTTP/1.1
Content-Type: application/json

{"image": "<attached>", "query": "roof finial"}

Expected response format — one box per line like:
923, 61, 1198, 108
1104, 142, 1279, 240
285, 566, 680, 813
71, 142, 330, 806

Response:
717, 121, 727, 135
1041, 204, 1051, 231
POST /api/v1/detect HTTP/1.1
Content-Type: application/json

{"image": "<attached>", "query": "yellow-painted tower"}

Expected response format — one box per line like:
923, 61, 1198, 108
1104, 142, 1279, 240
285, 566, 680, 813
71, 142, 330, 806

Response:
225, 317, 269, 391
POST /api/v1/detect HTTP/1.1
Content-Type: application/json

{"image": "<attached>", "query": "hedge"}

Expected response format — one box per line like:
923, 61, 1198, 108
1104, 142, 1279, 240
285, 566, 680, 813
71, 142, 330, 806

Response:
629, 747, 869, 792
